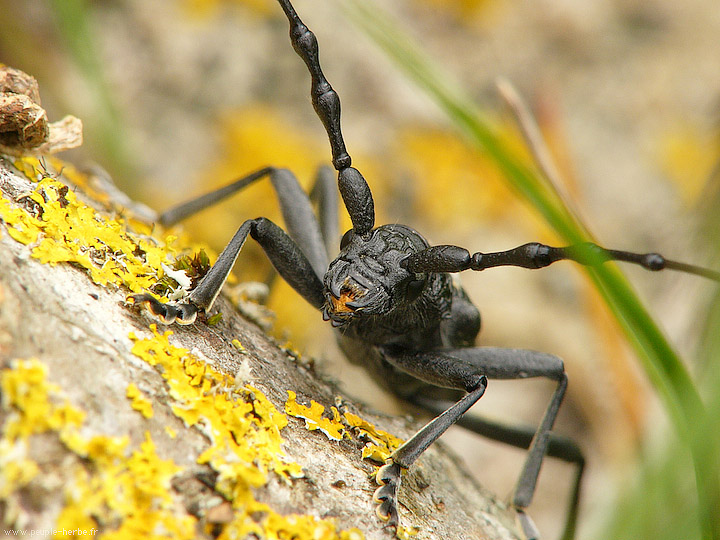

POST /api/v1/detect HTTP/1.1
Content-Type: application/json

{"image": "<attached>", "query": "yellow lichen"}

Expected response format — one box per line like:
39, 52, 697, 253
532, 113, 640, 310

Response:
284, 396, 414, 536
343, 412, 404, 464
283, 393, 404, 471
658, 123, 720, 206
395, 126, 527, 235
0, 456, 39, 498
130, 326, 303, 494
0, 158, 214, 300
11, 157, 106, 204
0, 158, 371, 538
0, 358, 85, 442
56, 431, 196, 540
285, 391, 346, 441
396, 525, 419, 539
181, 0, 275, 18
0, 359, 196, 539
128, 326, 363, 539
126, 383, 154, 419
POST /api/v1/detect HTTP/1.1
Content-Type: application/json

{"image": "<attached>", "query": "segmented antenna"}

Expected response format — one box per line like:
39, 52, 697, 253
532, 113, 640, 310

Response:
277, 0, 375, 236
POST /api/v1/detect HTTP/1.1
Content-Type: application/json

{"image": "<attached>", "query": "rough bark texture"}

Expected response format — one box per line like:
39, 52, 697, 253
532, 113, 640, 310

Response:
0, 157, 520, 540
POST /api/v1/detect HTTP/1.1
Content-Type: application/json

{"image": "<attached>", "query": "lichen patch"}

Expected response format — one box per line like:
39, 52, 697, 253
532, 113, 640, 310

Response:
285, 391, 346, 441
0, 157, 213, 301
128, 326, 365, 540
0, 359, 196, 539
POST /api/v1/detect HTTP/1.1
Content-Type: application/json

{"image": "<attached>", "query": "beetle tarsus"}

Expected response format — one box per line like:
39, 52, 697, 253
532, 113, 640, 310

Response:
373, 461, 402, 527
128, 293, 199, 325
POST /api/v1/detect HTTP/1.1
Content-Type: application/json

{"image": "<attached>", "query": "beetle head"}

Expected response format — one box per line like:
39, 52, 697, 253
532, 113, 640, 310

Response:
322, 224, 429, 327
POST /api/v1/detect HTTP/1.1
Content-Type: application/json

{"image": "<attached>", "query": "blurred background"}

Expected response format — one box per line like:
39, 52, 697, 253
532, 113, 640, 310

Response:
2, 0, 719, 538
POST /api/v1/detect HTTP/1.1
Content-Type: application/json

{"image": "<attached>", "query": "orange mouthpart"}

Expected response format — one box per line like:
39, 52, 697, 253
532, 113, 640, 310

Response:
330, 290, 358, 314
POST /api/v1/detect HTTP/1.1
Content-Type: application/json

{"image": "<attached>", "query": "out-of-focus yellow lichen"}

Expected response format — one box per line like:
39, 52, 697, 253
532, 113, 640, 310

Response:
417, 0, 503, 26
396, 524, 419, 539
126, 383, 154, 419
180, 0, 274, 18
659, 123, 720, 206
0, 358, 85, 442
56, 432, 195, 540
394, 125, 530, 236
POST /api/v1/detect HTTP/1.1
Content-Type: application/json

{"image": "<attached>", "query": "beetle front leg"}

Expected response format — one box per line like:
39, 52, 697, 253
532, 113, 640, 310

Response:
379, 346, 569, 539
131, 217, 325, 324
374, 346, 489, 527
374, 379, 488, 526
412, 393, 584, 540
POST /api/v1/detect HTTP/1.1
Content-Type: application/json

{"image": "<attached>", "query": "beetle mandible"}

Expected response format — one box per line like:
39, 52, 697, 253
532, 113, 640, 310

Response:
130, 1, 720, 538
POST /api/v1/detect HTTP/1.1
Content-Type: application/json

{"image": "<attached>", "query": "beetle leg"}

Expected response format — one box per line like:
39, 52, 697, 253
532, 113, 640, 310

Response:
130, 217, 325, 323
158, 166, 329, 279
374, 375, 488, 527
411, 392, 584, 540
380, 346, 570, 539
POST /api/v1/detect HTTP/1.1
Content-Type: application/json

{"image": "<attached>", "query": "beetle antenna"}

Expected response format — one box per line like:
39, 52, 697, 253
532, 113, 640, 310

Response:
277, 0, 375, 235
402, 242, 720, 282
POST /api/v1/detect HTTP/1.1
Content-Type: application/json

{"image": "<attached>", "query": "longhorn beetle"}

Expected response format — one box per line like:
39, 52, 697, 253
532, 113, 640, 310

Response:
130, 0, 720, 538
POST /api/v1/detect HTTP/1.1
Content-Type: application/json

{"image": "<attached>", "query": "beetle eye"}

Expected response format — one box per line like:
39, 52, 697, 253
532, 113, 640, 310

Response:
340, 229, 354, 249
406, 278, 425, 302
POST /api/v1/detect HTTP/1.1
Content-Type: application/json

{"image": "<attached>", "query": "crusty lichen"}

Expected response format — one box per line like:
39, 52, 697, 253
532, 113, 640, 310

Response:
343, 411, 404, 464
129, 325, 366, 540
0, 351, 370, 539
285, 392, 403, 464
0, 359, 196, 539
284, 393, 417, 538
0, 157, 213, 296
285, 391, 345, 441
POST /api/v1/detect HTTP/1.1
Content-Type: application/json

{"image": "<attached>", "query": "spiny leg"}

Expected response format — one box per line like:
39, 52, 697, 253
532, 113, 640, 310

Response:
276, 0, 375, 236
130, 217, 324, 324
380, 346, 568, 539
401, 242, 720, 281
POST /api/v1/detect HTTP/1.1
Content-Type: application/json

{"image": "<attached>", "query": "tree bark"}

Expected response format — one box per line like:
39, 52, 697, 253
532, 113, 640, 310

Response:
0, 157, 519, 540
